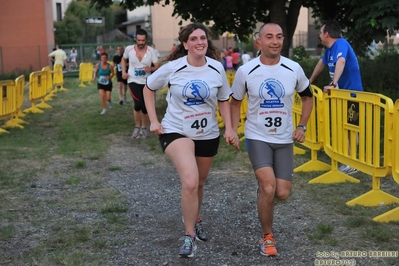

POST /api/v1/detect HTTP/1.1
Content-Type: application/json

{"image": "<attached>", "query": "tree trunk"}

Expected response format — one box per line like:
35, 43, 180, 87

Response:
269, 0, 303, 57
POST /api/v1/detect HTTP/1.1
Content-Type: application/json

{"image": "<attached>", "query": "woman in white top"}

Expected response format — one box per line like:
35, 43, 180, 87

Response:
143, 23, 239, 258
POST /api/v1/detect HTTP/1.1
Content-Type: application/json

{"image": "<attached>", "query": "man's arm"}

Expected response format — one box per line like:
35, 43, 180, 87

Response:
298, 95, 313, 126
292, 94, 313, 143
152, 62, 160, 72
121, 57, 128, 79
230, 98, 242, 133
331, 57, 345, 86
309, 58, 325, 84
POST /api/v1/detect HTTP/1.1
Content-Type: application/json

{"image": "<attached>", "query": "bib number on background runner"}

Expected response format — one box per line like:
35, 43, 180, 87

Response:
117, 64, 122, 71
134, 68, 146, 77
183, 110, 214, 138
257, 108, 289, 135
98, 76, 109, 85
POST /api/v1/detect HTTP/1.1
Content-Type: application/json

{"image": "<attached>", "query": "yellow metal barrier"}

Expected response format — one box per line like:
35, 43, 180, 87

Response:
53, 64, 68, 91
78, 62, 94, 87
294, 85, 330, 171
1, 76, 26, 128
42, 66, 55, 101
308, 89, 399, 205
226, 71, 235, 87
23, 70, 51, 113
0, 80, 16, 133
373, 99, 399, 222
12, 75, 28, 126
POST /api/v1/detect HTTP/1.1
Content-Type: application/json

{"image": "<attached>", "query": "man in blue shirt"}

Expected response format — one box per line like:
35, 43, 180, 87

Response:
309, 20, 363, 92
309, 20, 363, 175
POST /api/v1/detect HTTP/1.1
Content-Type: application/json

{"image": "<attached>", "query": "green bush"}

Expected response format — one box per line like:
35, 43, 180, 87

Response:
292, 45, 311, 61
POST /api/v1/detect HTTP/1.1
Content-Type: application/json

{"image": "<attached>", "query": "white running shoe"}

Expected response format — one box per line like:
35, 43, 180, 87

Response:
338, 164, 350, 173
100, 109, 106, 115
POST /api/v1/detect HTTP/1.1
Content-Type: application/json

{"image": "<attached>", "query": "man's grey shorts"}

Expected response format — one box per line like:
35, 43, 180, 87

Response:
246, 139, 294, 181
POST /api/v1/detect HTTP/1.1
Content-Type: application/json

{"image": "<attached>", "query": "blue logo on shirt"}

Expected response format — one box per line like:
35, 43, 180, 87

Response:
259, 78, 285, 108
183, 80, 210, 106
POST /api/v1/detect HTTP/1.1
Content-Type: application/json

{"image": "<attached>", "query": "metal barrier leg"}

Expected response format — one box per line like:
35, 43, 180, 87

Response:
78, 81, 87, 87
373, 206, 399, 223
294, 146, 306, 155
36, 99, 52, 109
23, 102, 44, 114
0, 127, 9, 134
346, 176, 399, 206
2, 118, 24, 129
294, 150, 331, 172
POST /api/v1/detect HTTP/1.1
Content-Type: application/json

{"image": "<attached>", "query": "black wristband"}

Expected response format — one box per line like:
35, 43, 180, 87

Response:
329, 81, 337, 88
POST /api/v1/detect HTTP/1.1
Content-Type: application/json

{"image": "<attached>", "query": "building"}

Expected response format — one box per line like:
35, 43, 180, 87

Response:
123, 3, 314, 56
0, 0, 54, 75
53, 0, 72, 22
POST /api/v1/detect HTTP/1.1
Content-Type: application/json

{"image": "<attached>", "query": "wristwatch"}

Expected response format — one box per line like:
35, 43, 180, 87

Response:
329, 81, 337, 88
297, 125, 307, 132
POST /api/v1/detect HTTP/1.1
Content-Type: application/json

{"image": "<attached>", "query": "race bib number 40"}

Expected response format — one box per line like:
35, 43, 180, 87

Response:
257, 108, 289, 135
183, 110, 215, 138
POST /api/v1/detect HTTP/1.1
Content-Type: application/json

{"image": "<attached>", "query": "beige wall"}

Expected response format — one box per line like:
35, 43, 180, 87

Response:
292, 7, 309, 48
151, 3, 190, 54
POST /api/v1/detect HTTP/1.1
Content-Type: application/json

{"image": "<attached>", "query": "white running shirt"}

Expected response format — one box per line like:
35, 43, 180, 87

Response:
146, 56, 231, 140
123, 45, 158, 84
231, 56, 309, 144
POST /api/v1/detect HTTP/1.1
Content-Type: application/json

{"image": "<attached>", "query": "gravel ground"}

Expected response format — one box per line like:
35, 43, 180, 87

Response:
97, 138, 395, 266
102, 139, 316, 265
2, 135, 396, 265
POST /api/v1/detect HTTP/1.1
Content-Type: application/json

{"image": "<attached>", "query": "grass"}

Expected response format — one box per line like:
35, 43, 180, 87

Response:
1, 77, 399, 265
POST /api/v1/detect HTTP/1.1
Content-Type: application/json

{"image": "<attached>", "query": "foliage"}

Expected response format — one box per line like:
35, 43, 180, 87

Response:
359, 48, 399, 97
55, 1, 126, 44
89, 0, 306, 56
291, 45, 311, 62
307, 0, 399, 57
89, 0, 399, 57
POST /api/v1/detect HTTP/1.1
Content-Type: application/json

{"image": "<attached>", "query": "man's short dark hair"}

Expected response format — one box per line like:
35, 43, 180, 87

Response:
136, 29, 148, 38
323, 20, 342, 39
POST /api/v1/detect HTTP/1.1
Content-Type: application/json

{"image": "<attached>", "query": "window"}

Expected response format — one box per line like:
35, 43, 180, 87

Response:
56, 3, 62, 22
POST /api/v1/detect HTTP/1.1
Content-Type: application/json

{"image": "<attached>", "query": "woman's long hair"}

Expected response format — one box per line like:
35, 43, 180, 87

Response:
163, 23, 220, 62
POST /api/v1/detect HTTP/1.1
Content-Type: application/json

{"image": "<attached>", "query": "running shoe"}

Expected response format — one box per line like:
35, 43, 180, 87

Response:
194, 219, 208, 241
179, 235, 197, 258
346, 167, 358, 175
119, 100, 123, 105
107, 101, 112, 108
100, 109, 106, 115
338, 164, 351, 173
140, 127, 149, 138
259, 233, 277, 257
131, 127, 141, 139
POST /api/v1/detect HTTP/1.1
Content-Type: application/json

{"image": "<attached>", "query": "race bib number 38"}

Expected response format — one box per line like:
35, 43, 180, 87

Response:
257, 108, 289, 135
183, 111, 214, 138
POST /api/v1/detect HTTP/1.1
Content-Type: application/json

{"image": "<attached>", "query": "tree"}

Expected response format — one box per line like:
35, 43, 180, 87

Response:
306, 0, 399, 56
54, 1, 126, 44
89, 0, 399, 57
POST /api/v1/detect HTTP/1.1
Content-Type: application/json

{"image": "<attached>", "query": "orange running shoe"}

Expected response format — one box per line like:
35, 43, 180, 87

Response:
259, 233, 277, 256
